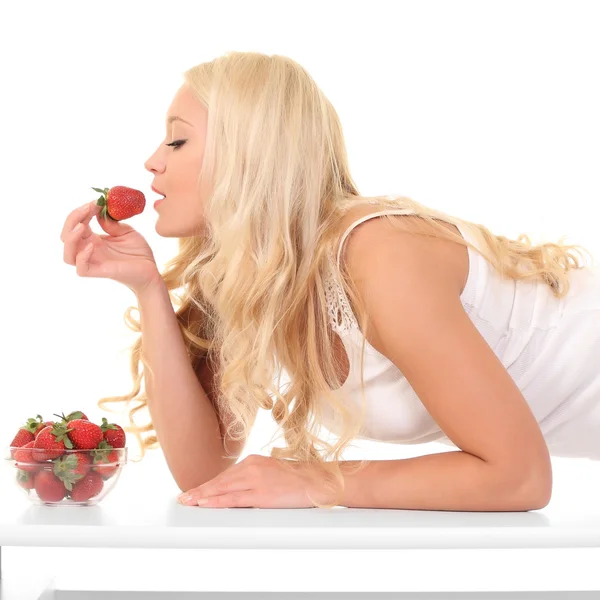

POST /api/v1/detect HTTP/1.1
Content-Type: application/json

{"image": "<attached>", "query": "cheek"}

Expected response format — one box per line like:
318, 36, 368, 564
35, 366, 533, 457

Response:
178, 160, 202, 193
187, 147, 206, 181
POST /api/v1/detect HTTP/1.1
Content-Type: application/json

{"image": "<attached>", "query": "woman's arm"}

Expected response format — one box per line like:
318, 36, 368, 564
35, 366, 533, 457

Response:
338, 215, 552, 510
339, 451, 549, 511
194, 351, 258, 466
136, 281, 239, 492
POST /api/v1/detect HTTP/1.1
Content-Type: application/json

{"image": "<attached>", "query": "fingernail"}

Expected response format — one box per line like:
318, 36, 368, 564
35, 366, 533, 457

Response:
196, 498, 208, 505
74, 223, 82, 231
178, 494, 192, 504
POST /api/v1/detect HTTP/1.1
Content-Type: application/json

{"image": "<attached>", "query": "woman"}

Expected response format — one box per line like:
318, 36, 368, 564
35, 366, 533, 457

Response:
61, 51, 598, 511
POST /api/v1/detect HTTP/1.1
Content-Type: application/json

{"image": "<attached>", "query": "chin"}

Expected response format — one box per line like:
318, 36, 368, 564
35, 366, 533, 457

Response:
155, 219, 177, 238
155, 221, 196, 239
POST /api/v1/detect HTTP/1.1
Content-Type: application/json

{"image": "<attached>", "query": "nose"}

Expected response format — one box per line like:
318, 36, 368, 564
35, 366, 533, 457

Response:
144, 146, 165, 174
144, 156, 158, 174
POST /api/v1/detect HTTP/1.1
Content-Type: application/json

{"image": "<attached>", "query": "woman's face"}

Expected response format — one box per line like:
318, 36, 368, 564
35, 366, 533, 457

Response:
144, 84, 209, 237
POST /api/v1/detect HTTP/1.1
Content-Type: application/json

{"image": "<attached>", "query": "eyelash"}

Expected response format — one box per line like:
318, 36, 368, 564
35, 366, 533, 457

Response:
166, 140, 186, 150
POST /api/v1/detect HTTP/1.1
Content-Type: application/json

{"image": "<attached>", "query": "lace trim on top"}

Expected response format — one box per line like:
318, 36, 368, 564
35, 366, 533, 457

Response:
324, 198, 406, 336
325, 246, 360, 336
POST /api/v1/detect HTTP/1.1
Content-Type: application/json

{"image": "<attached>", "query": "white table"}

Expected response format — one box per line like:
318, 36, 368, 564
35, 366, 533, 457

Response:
2, 461, 600, 599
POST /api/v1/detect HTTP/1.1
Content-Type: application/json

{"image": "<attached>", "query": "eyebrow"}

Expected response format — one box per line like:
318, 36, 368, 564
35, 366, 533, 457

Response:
166, 115, 193, 127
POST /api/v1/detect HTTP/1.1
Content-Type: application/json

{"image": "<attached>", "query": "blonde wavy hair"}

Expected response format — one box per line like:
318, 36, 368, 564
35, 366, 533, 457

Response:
97, 51, 594, 508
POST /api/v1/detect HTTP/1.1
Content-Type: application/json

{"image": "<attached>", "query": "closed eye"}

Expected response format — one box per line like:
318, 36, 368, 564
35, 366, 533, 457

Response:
166, 140, 186, 150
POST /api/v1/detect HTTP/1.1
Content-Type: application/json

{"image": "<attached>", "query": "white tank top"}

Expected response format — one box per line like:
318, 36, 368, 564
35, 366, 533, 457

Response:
322, 207, 600, 461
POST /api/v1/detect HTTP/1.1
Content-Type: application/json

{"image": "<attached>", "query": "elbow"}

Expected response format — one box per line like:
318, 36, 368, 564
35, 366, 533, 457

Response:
176, 473, 214, 494
507, 463, 553, 511
175, 475, 200, 494
175, 470, 215, 493
176, 477, 194, 494
520, 490, 552, 512
524, 481, 552, 511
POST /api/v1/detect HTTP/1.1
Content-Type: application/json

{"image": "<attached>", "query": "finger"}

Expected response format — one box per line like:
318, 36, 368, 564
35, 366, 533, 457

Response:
95, 212, 134, 236
178, 468, 248, 504
194, 490, 258, 508
75, 242, 97, 278
60, 202, 96, 243
79, 204, 100, 240
179, 476, 249, 505
177, 456, 263, 503
63, 222, 89, 265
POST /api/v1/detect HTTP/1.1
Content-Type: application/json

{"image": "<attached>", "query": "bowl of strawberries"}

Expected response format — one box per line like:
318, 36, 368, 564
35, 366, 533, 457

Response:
4, 410, 128, 506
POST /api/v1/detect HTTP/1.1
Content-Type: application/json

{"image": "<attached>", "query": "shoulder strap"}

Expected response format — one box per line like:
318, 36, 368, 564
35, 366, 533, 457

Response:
336, 208, 417, 272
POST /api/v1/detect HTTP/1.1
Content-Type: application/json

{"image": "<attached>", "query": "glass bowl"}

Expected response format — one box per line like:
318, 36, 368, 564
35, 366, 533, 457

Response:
4, 445, 128, 506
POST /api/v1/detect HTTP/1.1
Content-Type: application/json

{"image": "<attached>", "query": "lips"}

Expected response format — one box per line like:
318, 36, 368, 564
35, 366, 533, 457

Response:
151, 185, 165, 196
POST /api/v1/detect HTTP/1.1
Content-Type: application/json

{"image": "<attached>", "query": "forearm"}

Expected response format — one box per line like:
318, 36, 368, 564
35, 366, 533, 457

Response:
339, 450, 548, 511
136, 280, 228, 491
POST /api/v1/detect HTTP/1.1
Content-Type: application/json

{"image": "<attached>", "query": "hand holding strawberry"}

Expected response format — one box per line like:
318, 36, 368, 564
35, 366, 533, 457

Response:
60, 193, 162, 296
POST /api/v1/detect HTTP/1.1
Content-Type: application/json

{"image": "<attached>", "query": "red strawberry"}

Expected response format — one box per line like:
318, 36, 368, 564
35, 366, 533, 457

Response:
91, 441, 120, 479
70, 470, 104, 502
16, 469, 36, 490
53, 452, 92, 491
33, 423, 73, 461
9, 415, 56, 458
100, 417, 126, 448
34, 469, 67, 502
9, 429, 34, 457
35, 422, 55, 437
92, 186, 146, 221
14, 440, 38, 471
67, 419, 103, 450
53, 410, 89, 423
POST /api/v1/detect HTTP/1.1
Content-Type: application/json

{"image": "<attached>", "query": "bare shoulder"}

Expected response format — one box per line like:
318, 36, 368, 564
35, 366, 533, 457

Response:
337, 204, 468, 299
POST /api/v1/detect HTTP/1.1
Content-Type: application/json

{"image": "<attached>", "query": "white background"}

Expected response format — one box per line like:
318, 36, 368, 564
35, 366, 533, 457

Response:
1, 0, 600, 592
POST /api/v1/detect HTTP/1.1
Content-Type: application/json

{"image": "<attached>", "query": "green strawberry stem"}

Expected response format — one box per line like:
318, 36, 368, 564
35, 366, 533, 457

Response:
53, 453, 85, 490
50, 422, 74, 449
91, 187, 117, 221
24, 414, 44, 434
17, 470, 32, 484
91, 440, 114, 463
53, 411, 85, 423
100, 417, 118, 432
53, 454, 84, 491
